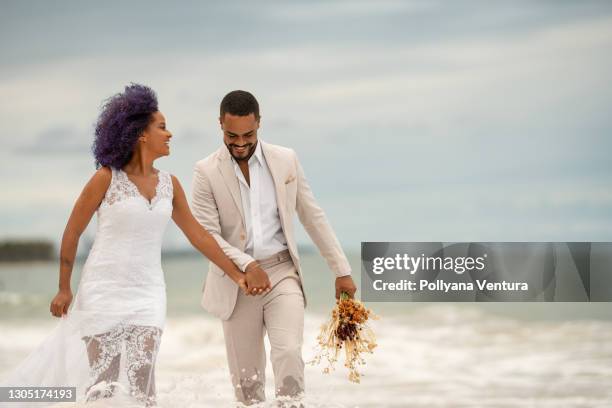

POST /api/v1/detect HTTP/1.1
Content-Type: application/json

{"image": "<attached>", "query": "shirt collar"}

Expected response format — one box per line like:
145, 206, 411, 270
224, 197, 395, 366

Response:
252, 140, 263, 165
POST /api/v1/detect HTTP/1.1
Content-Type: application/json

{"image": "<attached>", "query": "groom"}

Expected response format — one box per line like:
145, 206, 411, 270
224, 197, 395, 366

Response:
191, 90, 356, 405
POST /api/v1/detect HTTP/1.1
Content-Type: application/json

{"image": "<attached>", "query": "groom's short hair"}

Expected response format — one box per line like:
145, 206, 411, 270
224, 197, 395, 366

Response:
220, 90, 260, 120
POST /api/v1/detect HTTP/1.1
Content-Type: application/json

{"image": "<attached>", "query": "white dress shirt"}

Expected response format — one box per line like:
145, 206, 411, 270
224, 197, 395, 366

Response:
231, 140, 288, 262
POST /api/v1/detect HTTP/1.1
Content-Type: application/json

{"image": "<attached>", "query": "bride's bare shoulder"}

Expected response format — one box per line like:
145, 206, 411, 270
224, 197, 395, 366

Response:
84, 166, 113, 194
93, 166, 112, 182
96, 166, 113, 178
169, 173, 181, 190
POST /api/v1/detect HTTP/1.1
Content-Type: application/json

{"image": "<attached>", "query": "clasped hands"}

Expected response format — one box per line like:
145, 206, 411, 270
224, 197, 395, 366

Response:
236, 261, 272, 296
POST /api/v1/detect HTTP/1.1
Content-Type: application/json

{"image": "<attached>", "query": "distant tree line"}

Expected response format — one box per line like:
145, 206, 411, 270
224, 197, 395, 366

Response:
0, 239, 55, 262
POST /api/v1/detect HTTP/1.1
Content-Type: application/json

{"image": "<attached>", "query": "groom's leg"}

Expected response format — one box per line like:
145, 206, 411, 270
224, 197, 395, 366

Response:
263, 264, 305, 401
222, 289, 266, 405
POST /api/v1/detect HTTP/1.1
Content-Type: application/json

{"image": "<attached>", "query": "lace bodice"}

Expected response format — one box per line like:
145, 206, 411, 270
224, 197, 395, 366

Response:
79, 166, 174, 291
101, 168, 173, 210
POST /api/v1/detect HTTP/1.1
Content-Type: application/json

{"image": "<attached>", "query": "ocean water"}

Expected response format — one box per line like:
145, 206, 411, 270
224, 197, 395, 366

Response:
1, 252, 612, 407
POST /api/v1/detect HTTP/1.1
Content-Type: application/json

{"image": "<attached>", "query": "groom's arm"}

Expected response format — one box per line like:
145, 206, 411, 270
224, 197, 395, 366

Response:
293, 151, 352, 279
191, 163, 256, 272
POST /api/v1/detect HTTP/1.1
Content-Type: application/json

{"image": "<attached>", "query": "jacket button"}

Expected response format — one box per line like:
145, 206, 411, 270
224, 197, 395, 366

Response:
240, 234, 246, 240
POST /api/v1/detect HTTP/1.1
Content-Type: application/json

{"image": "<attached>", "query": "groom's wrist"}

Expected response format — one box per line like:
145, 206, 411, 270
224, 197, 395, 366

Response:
335, 270, 352, 278
239, 256, 256, 272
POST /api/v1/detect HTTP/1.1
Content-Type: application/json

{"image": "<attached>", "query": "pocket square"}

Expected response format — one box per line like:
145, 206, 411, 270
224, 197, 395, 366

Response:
285, 175, 296, 184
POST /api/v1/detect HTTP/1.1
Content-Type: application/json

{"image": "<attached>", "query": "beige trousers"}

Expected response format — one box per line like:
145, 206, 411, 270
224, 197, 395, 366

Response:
222, 249, 305, 406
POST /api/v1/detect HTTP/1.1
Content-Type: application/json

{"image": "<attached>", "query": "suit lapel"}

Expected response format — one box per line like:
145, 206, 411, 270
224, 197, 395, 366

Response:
217, 146, 246, 225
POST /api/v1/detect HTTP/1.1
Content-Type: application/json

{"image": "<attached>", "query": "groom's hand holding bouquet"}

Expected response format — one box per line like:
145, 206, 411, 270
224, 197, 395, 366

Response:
335, 275, 357, 299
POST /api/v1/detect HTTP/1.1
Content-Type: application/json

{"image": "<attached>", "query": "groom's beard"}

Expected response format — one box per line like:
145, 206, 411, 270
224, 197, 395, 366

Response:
226, 141, 256, 162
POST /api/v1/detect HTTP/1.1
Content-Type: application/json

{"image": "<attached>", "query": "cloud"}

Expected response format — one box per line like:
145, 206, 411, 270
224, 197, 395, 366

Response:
14, 125, 91, 155
1, 1, 612, 246
263, 0, 434, 21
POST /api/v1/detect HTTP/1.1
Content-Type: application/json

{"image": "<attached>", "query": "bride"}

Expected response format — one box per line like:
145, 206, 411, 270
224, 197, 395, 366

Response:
1, 84, 255, 407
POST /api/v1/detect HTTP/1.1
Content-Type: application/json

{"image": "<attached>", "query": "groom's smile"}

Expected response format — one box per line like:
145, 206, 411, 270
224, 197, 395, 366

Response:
228, 142, 253, 159
220, 112, 260, 162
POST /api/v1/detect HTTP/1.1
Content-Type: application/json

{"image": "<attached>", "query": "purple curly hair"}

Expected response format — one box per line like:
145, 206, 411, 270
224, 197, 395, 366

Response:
92, 83, 158, 169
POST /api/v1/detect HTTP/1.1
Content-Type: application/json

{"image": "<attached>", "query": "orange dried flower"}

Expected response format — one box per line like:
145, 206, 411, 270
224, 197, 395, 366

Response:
308, 292, 379, 383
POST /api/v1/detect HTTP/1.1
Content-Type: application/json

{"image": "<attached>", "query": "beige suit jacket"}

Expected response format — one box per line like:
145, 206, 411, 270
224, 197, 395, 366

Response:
191, 141, 351, 320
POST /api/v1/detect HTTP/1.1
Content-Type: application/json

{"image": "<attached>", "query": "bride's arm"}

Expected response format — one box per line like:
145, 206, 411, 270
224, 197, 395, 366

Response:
50, 166, 111, 317
170, 175, 248, 293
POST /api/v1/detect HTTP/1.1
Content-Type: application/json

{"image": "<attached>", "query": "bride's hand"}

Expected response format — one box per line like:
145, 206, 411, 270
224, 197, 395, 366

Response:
50, 289, 73, 317
236, 276, 249, 295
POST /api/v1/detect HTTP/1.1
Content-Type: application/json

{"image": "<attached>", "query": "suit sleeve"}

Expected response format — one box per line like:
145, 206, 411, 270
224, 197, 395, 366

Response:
293, 151, 352, 277
191, 163, 255, 272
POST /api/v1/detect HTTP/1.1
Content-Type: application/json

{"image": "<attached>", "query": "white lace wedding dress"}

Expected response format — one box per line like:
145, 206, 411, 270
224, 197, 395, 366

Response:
1, 167, 173, 407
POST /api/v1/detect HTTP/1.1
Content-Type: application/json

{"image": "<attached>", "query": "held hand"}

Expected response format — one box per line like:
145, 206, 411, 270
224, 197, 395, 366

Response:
236, 275, 249, 295
245, 262, 272, 296
335, 275, 357, 299
50, 289, 73, 317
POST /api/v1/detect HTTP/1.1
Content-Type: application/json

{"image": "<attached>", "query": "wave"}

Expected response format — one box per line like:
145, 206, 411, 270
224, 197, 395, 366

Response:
1, 306, 611, 407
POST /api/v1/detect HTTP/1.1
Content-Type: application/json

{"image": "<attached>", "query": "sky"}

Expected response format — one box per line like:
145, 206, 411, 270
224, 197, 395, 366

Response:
1, 0, 612, 254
